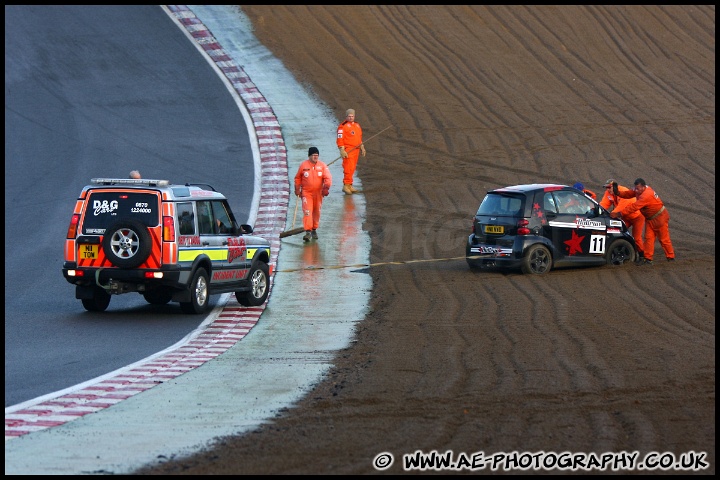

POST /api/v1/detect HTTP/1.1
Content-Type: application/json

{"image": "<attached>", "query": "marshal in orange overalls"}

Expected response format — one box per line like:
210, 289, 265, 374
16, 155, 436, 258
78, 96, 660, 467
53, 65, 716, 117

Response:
336, 109, 364, 194
612, 179, 674, 262
294, 149, 332, 234
600, 181, 645, 258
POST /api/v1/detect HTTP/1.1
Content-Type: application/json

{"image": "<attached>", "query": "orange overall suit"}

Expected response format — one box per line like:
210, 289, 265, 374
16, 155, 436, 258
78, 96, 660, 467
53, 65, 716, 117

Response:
600, 184, 645, 258
336, 109, 364, 193
613, 182, 674, 261
294, 156, 332, 233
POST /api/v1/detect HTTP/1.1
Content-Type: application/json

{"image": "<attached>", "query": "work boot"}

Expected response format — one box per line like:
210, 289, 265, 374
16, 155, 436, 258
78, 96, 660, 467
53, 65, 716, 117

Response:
342, 184, 353, 195
643, 258, 654, 266
311, 229, 318, 239
667, 257, 675, 262
349, 184, 361, 193
634, 254, 645, 265
302, 231, 311, 242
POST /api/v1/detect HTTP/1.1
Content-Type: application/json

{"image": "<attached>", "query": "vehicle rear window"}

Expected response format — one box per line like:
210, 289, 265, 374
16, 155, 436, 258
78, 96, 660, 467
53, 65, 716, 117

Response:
82, 191, 159, 234
477, 193, 524, 216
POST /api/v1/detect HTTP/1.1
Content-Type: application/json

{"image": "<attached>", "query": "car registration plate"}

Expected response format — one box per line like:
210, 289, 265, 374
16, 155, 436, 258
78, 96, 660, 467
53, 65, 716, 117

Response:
79, 244, 99, 259
484, 225, 504, 234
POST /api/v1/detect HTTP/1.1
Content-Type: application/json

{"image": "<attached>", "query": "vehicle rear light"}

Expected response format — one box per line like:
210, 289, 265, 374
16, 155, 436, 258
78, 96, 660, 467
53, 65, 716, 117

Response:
144, 272, 164, 279
67, 214, 80, 238
517, 219, 530, 235
162, 216, 175, 242
67, 269, 84, 277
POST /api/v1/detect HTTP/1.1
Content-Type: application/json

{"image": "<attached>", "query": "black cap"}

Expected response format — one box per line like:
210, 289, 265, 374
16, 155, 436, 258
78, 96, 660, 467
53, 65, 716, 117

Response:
308, 147, 319, 156
634, 178, 646, 186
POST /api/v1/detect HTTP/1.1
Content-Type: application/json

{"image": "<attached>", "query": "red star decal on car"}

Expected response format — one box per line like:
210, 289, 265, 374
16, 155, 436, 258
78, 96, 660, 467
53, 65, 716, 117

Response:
533, 202, 546, 224
564, 230, 585, 255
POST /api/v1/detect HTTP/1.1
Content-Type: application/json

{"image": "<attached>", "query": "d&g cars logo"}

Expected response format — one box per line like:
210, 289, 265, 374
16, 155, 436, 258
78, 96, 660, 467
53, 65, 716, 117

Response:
93, 199, 119, 216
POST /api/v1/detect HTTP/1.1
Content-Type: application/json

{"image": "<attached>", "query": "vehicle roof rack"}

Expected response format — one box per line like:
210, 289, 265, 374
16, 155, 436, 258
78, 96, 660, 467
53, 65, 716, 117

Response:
185, 182, 217, 192
91, 178, 170, 187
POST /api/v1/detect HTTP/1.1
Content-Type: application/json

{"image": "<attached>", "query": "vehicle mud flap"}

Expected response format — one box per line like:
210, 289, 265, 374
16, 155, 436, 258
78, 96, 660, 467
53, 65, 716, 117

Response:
172, 289, 191, 303
76, 284, 96, 300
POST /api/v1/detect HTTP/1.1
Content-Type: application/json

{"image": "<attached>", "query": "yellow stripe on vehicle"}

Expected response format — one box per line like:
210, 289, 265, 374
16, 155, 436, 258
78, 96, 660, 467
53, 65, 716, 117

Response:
246, 247, 269, 260
178, 248, 227, 262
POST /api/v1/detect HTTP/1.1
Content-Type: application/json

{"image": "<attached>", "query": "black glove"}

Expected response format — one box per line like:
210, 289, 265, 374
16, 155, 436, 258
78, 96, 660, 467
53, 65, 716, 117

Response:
612, 182, 619, 196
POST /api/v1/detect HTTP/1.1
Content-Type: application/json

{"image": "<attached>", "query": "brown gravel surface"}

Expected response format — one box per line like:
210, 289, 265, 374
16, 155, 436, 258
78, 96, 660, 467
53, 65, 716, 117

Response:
137, 6, 714, 475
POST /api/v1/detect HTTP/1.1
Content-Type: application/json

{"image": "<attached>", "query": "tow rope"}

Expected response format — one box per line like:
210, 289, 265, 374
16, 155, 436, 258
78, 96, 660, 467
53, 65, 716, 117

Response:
275, 255, 481, 273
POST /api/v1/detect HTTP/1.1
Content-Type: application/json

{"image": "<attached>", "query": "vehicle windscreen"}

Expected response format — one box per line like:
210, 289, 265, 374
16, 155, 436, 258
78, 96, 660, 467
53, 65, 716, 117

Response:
477, 193, 524, 216
82, 191, 159, 234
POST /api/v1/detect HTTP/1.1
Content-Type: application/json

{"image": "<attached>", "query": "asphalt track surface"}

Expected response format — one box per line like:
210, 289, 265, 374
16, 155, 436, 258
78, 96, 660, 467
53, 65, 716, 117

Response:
4, 4, 254, 407
6, 5, 370, 474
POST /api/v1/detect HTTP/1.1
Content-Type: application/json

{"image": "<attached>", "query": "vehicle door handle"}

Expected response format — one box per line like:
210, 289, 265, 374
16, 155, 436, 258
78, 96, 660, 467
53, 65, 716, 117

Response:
221, 241, 228, 245
202, 241, 210, 246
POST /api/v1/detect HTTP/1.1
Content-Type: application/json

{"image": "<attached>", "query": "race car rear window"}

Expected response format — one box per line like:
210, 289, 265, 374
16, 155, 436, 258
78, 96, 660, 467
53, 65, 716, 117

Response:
82, 192, 159, 234
477, 193, 524, 217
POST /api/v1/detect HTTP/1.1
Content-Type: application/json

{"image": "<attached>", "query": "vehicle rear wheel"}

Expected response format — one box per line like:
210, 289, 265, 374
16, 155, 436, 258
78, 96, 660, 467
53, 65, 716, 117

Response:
180, 268, 209, 314
521, 244, 552, 274
81, 287, 111, 312
236, 262, 269, 307
143, 287, 173, 305
102, 219, 152, 269
607, 239, 635, 266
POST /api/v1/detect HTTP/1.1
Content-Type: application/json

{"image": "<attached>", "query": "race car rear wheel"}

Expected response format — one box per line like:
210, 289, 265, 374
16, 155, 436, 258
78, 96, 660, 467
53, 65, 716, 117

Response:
102, 219, 152, 269
521, 244, 552, 275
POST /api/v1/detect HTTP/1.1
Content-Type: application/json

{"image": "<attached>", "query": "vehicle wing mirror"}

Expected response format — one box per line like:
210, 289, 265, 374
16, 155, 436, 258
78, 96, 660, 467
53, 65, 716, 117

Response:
240, 224, 253, 234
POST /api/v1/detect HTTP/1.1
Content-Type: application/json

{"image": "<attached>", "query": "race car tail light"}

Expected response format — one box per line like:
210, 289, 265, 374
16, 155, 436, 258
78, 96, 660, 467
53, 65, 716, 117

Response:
66, 214, 80, 239
162, 216, 175, 242
516, 219, 530, 235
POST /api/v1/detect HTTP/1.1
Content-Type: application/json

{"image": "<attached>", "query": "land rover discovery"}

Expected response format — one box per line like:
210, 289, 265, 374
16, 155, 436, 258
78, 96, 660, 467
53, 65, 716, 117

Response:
62, 178, 272, 313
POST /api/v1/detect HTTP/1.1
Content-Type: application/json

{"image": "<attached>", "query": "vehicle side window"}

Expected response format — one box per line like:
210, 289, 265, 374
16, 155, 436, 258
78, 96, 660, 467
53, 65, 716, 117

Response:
554, 191, 594, 215
197, 201, 215, 235
211, 201, 232, 234
544, 193, 558, 214
177, 202, 195, 235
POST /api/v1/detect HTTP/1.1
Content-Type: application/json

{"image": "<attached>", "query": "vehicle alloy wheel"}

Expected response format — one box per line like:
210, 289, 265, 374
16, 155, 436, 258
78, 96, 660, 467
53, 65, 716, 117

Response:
102, 219, 152, 269
521, 244, 552, 274
236, 262, 270, 306
180, 268, 209, 314
607, 239, 635, 266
